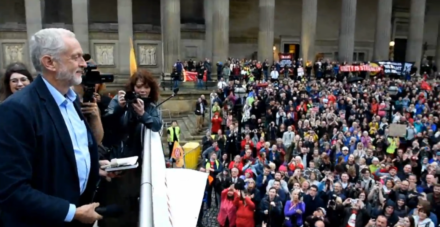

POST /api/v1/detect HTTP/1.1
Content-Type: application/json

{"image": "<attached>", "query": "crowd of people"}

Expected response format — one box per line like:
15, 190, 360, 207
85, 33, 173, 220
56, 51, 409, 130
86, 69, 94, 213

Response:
197, 57, 440, 227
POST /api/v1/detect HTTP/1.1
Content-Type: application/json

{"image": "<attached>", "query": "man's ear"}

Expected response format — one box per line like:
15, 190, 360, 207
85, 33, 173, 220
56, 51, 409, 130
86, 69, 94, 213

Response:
40, 55, 57, 72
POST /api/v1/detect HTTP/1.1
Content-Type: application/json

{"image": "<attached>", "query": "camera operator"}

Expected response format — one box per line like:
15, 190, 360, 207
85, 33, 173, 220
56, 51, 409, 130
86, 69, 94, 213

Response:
101, 69, 162, 227
104, 69, 162, 157
73, 85, 104, 145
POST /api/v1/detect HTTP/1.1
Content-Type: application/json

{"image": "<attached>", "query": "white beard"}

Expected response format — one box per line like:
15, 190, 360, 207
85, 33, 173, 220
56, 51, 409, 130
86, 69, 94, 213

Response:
56, 65, 82, 86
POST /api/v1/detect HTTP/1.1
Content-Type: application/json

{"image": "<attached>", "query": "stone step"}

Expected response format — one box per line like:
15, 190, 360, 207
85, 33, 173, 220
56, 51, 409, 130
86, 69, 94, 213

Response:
182, 116, 209, 136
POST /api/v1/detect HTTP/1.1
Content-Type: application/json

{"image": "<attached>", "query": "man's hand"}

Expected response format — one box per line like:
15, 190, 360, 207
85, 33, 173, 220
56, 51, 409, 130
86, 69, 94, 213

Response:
74, 203, 102, 224
99, 160, 121, 182
81, 102, 100, 118
93, 92, 101, 103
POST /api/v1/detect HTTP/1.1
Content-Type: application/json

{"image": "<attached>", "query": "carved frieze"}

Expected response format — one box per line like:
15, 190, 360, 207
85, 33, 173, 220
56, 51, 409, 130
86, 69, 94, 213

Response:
138, 44, 157, 66
94, 44, 115, 66
3, 43, 24, 66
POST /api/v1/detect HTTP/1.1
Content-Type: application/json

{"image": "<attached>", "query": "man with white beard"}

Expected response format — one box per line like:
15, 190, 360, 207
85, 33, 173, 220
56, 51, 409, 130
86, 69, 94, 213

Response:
0, 28, 108, 227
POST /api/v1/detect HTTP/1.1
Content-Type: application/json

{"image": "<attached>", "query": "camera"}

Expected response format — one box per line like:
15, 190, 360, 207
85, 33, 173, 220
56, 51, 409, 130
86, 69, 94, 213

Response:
81, 58, 114, 103
124, 91, 141, 103
328, 194, 337, 206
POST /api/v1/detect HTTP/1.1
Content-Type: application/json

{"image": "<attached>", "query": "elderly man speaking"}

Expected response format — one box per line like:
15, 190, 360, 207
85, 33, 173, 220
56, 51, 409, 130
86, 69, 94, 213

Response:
0, 28, 106, 227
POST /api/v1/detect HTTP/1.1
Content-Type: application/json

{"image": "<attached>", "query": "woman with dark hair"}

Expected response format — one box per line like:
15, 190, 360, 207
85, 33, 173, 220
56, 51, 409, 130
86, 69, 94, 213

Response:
101, 69, 162, 227
104, 69, 162, 158
0, 62, 33, 101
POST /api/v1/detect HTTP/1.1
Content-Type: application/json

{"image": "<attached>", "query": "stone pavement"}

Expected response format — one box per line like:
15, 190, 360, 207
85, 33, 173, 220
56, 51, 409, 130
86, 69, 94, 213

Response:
200, 204, 220, 227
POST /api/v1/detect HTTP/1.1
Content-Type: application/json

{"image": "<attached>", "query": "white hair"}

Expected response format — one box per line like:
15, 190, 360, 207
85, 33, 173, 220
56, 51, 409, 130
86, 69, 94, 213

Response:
30, 28, 75, 73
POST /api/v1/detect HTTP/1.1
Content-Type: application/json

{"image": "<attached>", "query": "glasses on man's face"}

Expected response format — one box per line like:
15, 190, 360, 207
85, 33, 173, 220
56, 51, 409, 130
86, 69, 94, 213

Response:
10, 77, 29, 84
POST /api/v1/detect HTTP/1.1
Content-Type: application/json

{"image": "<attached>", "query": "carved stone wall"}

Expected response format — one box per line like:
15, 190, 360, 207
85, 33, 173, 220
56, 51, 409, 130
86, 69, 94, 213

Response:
134, 40, 163, 74
0, 39, 28, 70
4, 0, 440, 76
138, 44, 158, 66
94, 44, 115, 66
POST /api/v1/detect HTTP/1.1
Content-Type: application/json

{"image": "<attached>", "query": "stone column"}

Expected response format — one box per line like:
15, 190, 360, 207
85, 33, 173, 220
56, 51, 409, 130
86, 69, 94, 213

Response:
406, 0, 426, 71
435, 22, 440, 70
301, 0, 318, 63
338, 0, 357, 63
117, 0, 133, 74
25, 0, 43, 68
72, 0, 90, 53
373, 0, 392, 61
212, 0, 229, 65
161, 0, 181, 74
258, 0, 275, 62
204, 0, 213, 61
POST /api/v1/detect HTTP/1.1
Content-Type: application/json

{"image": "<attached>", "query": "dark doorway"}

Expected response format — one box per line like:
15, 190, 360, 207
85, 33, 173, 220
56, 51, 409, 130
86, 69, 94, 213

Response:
283, 44, 300, 61
394, 39, 407, 62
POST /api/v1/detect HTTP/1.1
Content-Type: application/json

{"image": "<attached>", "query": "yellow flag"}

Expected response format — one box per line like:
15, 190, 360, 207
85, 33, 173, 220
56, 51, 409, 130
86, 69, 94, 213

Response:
129, 38, 137, 77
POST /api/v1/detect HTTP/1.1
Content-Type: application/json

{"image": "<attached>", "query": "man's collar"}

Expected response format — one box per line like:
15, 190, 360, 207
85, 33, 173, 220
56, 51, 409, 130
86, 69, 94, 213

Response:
41, 76, 77, 106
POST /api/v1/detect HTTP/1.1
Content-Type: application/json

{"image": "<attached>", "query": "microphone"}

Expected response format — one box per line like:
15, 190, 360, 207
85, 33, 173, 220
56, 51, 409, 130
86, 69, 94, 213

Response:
95, 204, 124, 217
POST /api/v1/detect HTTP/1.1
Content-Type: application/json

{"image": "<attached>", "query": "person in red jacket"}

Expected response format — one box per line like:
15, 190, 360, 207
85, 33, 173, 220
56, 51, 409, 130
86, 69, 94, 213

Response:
241, 134, 255, 150
233, 190, 255, 227
211, 113, 223, 134
218, 185, 238, 227
229, 155, 244, 176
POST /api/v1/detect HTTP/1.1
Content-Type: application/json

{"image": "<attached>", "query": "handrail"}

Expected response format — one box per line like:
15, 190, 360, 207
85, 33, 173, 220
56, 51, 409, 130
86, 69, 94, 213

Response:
141, 128, 209, 227
139, 128, 153, 227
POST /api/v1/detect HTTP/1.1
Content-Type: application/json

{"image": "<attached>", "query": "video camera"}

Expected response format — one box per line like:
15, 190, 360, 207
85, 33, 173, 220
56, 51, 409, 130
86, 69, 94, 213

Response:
82, 54, 114, 102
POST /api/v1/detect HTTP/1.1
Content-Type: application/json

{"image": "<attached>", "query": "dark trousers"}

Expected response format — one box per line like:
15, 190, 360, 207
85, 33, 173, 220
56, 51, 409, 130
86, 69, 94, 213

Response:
168, 141, 175, 159
206, 183, 214, 208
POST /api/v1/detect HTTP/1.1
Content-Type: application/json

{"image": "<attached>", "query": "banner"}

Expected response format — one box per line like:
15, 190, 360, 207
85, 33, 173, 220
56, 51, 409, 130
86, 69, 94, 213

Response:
376, 61, 414, 75
183, 70, 207, 82
339, 64, 382, 72
171, 142, 184, 168
279, 53, 293, 67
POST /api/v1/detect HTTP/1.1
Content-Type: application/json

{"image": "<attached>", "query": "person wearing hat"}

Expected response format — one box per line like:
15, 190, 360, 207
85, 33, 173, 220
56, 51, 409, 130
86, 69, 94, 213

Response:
375, 166, 400, 182
369, 157, 381, 175
394, 194, 409, 217
336, 146, 350, 163
368, 200, 398, 227
429, 151, 440, 166
304, 207, 330, 227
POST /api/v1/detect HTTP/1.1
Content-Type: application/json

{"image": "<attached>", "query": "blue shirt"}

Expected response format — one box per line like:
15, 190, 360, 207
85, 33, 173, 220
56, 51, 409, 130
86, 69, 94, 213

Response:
42, 78, 90, 222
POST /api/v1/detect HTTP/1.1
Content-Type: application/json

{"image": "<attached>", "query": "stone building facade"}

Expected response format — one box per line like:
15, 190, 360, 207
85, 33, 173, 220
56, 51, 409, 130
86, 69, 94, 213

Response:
0, 0, 439, 84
